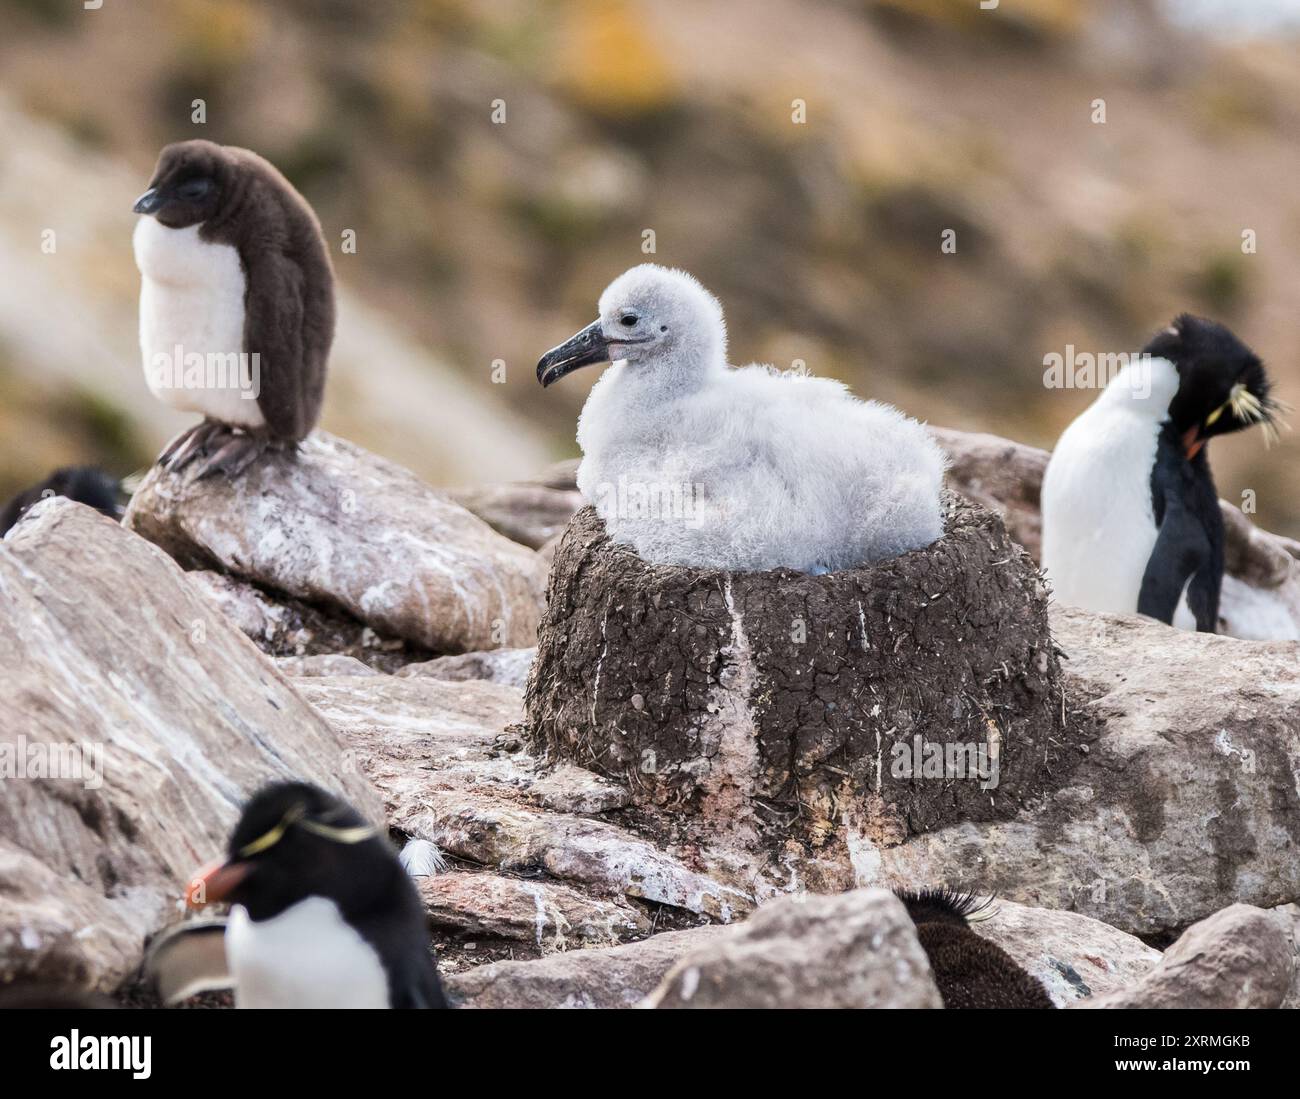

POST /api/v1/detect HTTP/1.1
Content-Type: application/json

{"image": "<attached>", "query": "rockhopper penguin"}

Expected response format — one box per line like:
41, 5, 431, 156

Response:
1041, 315, 1284, 632
132, 139, 335, 479
536, 264, 947, 572
897, 888, 1053, 1009
147, 782, 447, 1009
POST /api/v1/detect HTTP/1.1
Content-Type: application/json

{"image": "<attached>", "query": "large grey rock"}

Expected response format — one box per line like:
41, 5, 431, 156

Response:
857, 606, 1300, 934
524, 764, 630, 815
0, 500, 380, 992
274, 653, 379, 677
930, 427, 1048, 562
446, 926, 724, 1009
1076, 904, 1294, 1009
644, 889, 942, 1009
296, 675, 753, 921
189, 570, 419, 672
977, 899, 1161, 1005
419, 871, 650, 949
126, 431, 546, 654
448, 459, 583, 550
396, 647, 535, 689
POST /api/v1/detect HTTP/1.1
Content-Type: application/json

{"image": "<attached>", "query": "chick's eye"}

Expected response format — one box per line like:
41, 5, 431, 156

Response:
177, 178, 211, 200
620, 314, 638, 328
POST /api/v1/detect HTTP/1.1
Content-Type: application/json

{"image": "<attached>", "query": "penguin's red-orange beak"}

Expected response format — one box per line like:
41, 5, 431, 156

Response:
186, 859, 250, 909
1182, 425, 1206, 461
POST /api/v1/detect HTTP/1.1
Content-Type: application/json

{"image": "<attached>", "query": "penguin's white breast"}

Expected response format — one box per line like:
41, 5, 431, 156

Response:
225, 898, 390, 1009
133, 219, 265, 429
1041, 403, 1161, 616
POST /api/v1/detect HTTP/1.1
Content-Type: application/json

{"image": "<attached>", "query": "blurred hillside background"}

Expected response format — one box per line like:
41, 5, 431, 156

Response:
1, 0, 1299, 534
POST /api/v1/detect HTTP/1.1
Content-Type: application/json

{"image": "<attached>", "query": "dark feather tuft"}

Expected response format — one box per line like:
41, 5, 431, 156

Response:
895, 886, 994, 928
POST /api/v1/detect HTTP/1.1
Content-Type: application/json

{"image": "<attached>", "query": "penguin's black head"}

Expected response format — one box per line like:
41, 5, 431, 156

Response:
133, 139, 229, 228
0, 466, 123, 536
1143, 314, 1285, 459
189, 782, 396, 922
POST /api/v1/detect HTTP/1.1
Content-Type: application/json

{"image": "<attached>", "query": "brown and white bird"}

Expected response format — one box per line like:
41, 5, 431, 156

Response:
132, 139, 335, 478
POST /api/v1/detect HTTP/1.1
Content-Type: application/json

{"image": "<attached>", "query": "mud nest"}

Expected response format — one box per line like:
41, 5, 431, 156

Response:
526, 497, 1090, 851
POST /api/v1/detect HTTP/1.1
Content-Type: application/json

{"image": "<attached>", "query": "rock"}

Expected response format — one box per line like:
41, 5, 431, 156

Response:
1274, 903, 1300, 1009
448, 459, 583, 550
975, 899, 1161, 1005
930, 427, 1048, 561
274, 654, 379, 677
1076, 904, 1294, 1009
188, 570, 421, 673
524, 764, 630, 814
857, 606, 1300, 935
933, 425, 1300, 639
644, 889, 942, 1009
125, 431, 545, 655
526, 498, 1088, 887
419, 871, 650, 948
1216, 504, 1300, 640
412, 794, 752, 920
293, 674, 533, 816
446, 926, 724, 1009
0, 499, 380, 992
0, 845, 141, 993
296, 675, 751, 920
396, 647, 535, 689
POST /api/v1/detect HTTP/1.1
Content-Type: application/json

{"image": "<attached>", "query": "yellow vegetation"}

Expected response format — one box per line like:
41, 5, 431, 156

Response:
551, 0, 678, 119
172, 0, 263, 72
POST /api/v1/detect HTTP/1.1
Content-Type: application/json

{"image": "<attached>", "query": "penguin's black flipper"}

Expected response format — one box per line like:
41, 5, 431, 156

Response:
379, 928, 450, 1009
392, 960, 450, 1010
1137, 428, 1223, 631
1137, 499, 1209, 626
354, 865, 451, 1009
1184, 553, 1224, 633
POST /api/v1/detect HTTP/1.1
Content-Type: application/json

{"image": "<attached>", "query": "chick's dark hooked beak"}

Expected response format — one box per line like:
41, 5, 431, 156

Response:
132, 188, 165, 215
537, 320, 610, 387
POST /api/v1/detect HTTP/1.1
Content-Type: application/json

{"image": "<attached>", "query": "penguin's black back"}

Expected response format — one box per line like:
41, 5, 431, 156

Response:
201, 146, 334, 441
897, 888, 1053, 1010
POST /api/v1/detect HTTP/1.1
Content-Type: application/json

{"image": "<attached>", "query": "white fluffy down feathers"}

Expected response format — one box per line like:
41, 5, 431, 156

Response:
570, 265, 947, 573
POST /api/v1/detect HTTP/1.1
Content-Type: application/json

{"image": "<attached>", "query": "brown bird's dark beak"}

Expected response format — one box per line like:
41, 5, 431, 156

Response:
133, 188, 165, 215
537, 320, 610, 387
